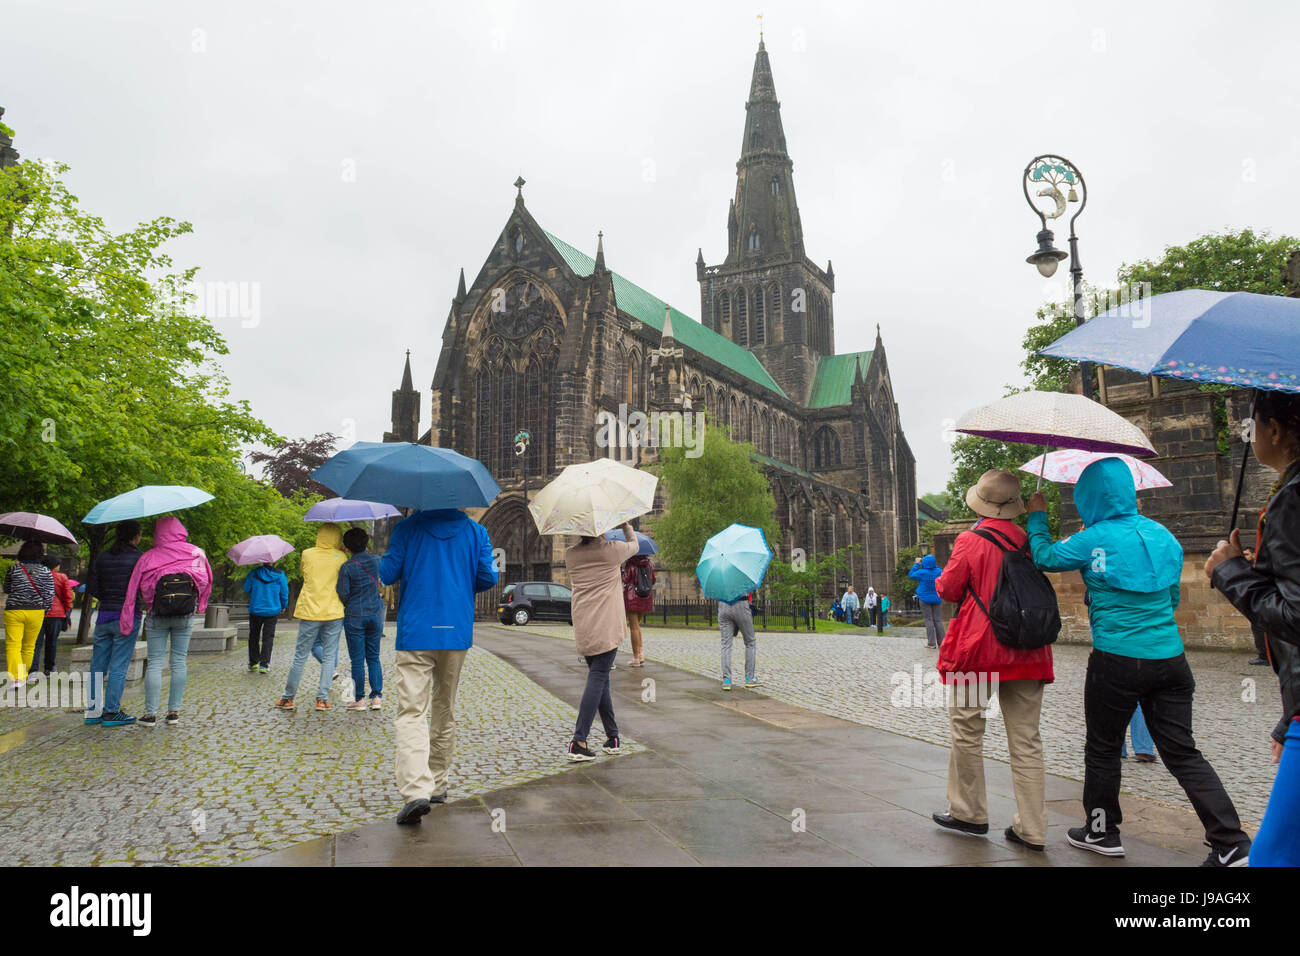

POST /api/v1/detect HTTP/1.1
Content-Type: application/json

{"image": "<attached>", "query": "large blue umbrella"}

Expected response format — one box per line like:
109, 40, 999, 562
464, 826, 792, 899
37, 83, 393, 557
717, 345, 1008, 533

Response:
310, 442, 500, 511
1039, 289, 1300, 392
696, 524, 772, 602
604, 528, 658, 556
1040, 288, 1300, 529
83, 485, 214, 524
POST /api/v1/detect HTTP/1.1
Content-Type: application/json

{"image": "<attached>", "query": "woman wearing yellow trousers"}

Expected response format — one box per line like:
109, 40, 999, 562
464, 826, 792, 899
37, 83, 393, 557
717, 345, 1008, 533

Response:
4, 541, 55, 683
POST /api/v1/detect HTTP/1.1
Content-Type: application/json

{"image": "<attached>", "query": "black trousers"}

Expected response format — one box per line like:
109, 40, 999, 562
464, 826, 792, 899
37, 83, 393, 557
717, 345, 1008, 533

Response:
1253, 624, 1268, 658
247, 614, 278, 667
1082, 649, 1249, 851
31, 618, 63, 674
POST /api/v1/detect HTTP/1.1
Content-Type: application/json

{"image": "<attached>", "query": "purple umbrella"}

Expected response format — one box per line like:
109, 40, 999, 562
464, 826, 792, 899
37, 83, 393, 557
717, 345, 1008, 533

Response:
226, 534, 295, 566
0, 512, 77, 545
303, 497, 402, 523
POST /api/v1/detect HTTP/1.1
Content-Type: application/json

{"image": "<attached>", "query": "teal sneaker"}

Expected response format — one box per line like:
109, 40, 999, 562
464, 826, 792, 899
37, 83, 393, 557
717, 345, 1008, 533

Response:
102, 711, 137, 727
721, 678, 732, 691
84, 714, 103, 725
745, 677, 763, 688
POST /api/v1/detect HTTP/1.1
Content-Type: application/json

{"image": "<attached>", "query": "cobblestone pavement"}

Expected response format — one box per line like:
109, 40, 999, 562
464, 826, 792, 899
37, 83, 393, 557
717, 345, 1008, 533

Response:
514, 622, 1278, 827
0, 626, 640, 866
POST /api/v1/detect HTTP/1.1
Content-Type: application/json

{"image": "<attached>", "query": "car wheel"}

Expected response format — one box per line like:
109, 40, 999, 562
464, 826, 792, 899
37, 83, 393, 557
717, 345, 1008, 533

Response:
513, 607, 531, 626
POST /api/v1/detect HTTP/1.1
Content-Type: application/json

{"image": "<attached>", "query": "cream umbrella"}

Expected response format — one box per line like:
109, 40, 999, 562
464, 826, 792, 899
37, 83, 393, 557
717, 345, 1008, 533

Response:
954, 390, 1156, 457
528, 459, 658, 537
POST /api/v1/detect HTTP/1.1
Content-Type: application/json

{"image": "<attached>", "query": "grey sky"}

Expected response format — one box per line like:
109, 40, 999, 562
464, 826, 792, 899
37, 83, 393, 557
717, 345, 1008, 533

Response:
5, 0, 1298, 496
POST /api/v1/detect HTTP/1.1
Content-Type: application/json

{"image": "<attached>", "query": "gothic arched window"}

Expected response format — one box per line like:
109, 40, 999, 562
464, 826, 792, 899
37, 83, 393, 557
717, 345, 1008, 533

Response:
719, 291, 731, 332
813, 426, 841, 469
729, 395, 739, 435
747, 227, 760, 252
524, 360, 543, 476
499, 368, 517, 475
770, 176, 780, 196
754, 289, 766, 345
476, 371, 493, 470
626, 352, 641, 408
736, 289, 749, 347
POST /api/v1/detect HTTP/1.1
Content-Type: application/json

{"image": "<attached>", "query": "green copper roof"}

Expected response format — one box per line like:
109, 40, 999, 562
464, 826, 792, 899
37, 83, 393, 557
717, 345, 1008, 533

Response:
544, 232, 787, 399
808, 351, 873, 408
751, 451, 814, 479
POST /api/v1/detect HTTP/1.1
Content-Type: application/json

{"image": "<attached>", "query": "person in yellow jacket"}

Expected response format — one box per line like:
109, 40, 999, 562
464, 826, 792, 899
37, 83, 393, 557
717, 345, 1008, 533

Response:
274, 524, 347, 711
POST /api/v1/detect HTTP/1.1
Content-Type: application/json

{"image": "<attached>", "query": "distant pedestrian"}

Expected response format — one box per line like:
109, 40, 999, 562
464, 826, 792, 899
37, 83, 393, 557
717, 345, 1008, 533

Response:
275, 523, 346, 713
622, 551, 655, 667
910, 555, 946, 648
932, 469, 1053, 853
841, 586, 860, 625
31, 555, 75, 676
122, 516, 213, 728
564, 523, 639, 761
864, 586, 878, 627
243, 560, 289, 673
1207, 388, 1300, 866
3, 541, 54, 686
382, 509, 496, 823
1121, 704, 1156, 763
1031, 457, 1252, 866
718, 590, 761, 691
830, 597, 844, 622
84, 520, 144, 727
337, 527, 386, 710
879, 594, 890, 628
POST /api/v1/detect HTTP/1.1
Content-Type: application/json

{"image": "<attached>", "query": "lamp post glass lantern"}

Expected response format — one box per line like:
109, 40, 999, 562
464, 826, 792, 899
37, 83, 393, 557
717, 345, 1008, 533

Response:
515, 430, 532, 582
1022, 154, 1092, 396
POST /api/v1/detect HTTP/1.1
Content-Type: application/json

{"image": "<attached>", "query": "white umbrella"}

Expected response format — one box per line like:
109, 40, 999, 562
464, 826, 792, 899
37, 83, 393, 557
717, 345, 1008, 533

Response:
1019, 450, 1172, 490
955, 390, 1156, 457
528, 459, 658, 537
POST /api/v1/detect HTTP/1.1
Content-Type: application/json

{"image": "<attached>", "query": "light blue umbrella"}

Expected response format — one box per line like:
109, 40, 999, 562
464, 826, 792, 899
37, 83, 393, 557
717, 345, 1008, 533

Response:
604, 528, 658, 556
696, 524, 772, 602
310, 442, 500, 511
303, 497, 402, 522
82, 485, 214, 524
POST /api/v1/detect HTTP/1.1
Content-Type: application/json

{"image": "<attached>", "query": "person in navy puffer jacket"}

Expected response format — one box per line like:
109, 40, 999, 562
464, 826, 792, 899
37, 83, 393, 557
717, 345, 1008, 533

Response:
337, 528, 386, 709
243, 562, 289, 672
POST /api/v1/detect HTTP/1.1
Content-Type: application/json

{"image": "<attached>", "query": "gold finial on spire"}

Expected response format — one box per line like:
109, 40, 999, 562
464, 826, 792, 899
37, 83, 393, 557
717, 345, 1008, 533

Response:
757, 12, 764, 41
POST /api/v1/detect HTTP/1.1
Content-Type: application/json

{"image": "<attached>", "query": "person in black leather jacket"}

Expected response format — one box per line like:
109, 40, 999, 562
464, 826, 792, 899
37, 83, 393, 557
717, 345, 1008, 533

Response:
1207, 389, 1300, 866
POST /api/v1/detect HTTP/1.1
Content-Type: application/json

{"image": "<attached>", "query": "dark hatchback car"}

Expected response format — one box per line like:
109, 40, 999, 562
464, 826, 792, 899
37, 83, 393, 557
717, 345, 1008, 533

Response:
498, 582, 573, 626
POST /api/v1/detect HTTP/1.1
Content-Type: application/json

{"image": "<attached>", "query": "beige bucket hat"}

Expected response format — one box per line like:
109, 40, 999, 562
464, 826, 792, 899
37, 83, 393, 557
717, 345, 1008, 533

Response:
965, 469, 1026, 520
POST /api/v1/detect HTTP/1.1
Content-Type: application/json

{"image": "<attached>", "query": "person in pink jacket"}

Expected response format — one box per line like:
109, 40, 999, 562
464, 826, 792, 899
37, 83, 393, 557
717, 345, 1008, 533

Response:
121, 516, 213, 727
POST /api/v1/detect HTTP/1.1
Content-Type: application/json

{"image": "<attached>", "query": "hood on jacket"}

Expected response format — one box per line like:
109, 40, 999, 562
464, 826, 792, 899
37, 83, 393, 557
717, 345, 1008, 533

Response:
920, 554, 939, 571
410, 509, 470, 539
252, 564, 282, 583
154, 515, 190, 546
314, 523, 344, 551
1073, 457, 1182, 592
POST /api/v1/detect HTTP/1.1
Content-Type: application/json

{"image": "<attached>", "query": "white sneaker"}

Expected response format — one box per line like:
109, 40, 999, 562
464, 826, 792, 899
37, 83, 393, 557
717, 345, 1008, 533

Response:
369, 696, 382, 711
345, 699, 367, 711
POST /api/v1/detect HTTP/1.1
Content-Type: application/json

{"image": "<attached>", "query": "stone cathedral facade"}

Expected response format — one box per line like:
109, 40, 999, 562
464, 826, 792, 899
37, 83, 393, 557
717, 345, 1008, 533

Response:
384, 40, 918, 599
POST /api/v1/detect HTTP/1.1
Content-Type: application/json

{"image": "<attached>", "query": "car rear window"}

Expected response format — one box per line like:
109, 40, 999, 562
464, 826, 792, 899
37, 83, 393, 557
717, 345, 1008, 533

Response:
501, 585, 515, 600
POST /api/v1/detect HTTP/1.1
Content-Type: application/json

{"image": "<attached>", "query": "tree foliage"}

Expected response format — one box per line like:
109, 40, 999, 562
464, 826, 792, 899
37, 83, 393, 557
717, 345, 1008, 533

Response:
249, 433, 339, 498
766, 545, 857, 608
647, 419, 779, 573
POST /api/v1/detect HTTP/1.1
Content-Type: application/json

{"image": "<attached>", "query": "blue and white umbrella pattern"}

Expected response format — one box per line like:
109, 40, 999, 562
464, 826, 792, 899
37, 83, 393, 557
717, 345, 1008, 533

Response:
696, 523, 773, 602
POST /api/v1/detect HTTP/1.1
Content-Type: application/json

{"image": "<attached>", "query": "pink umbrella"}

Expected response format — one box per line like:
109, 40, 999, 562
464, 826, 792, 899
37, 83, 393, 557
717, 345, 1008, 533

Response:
226, 534, 295, 566
1019, 450, 1172, 491
0, 512, 77, 545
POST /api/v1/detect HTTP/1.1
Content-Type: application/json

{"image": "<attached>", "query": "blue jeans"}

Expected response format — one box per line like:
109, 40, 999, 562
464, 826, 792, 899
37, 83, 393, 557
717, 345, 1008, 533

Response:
1252, 721, 1300, 866
1121, 703, 1155, 757
87, 615, 142, 717
344, 614, 384, 699
144, 615, 195, 715
286, 619, 342, 701
574, 648, 618, 744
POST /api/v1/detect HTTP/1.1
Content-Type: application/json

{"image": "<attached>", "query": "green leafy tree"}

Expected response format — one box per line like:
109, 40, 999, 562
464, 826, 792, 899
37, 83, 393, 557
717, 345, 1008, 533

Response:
943, 429, 1061, 529
648, 419, 780, 574
766, 545, 857, 608
1117, 228, 1298, 295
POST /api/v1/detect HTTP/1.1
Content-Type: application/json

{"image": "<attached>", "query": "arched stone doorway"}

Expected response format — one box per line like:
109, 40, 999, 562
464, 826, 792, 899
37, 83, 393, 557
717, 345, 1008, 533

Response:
480, 494, 552, 585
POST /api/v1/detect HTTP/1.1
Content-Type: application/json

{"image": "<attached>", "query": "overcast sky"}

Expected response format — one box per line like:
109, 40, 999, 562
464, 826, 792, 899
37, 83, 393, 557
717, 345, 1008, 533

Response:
5, 0, 1299, 495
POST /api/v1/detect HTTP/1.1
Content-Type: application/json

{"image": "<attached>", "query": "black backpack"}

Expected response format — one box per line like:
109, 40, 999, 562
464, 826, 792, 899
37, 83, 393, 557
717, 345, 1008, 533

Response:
963, 527, 1060, 650
153, 572, 198, 617
634, 562, 654, 598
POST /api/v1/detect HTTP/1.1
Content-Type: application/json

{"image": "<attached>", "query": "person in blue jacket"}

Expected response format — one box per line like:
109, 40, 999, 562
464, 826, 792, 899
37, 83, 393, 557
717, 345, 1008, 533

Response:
243, 561, 289, 673
1026, 456, 1251, 866
380, 508, 496, 825
337, 528, 386, 711
909, 554, 946, 648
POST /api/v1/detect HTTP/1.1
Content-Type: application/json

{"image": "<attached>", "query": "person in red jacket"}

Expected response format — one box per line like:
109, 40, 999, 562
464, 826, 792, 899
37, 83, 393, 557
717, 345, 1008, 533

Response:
31, 556, 75, 676
622, 553, 655, 667
931, 470, 1055, 852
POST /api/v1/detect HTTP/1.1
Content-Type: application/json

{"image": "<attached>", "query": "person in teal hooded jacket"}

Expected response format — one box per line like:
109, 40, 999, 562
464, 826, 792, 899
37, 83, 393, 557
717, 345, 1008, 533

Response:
1026, 456, 1251, 866
243, 563, 289, 672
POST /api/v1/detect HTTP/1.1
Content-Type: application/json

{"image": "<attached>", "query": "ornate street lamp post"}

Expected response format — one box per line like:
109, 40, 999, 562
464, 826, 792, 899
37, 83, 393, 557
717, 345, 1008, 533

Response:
1023, 154, 1091, 397
514, 429, 531, 580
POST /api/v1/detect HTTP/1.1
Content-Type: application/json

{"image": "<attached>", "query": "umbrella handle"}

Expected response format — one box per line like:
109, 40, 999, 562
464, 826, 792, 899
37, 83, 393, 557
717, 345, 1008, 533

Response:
1036, 445, 1051, 492
1229, 397, 1256, 534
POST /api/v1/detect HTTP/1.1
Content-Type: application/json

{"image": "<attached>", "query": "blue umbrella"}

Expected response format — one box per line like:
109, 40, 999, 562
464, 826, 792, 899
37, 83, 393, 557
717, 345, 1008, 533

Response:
696, 524, 772, 602
1039, 289, 1300, 392
310, 442, 500, 511
303, 497, 402, 522
604, 528, 658, 556
1040, 288, 1300, 529
83, 485, 214, 524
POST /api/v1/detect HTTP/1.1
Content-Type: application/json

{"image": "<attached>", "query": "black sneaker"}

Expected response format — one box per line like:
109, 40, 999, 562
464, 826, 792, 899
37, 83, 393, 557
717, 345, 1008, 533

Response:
1201, 844, 1249, 867
101, 711, 137, 728
395, 798, 430, 825
602, 737, 622, 755
429, 791, 448, 805
1067, 825, 1125, 857
1248, 657, 1269, 666
165, 712, 180, 726
138, 714, 159, 728
932, 812, 988, 836
566, 741, 596, 762
1005, 826, 1045, 851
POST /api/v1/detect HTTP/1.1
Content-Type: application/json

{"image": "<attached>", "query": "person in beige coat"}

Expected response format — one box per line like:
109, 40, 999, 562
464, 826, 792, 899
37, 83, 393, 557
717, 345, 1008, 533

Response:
564, 522, 639, 761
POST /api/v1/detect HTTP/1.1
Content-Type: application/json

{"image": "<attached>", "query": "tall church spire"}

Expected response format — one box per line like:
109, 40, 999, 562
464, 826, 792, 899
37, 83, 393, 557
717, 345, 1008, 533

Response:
727, 38, 803, 264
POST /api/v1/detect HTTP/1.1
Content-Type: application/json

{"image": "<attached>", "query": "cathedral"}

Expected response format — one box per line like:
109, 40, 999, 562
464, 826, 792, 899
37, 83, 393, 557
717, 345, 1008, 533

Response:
384, 39, 918, 600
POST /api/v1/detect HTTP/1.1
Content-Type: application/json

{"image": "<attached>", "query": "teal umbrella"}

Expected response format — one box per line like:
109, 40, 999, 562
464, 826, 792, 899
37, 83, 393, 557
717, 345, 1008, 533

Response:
696, 524, 772, 602
83, 485, 215, 524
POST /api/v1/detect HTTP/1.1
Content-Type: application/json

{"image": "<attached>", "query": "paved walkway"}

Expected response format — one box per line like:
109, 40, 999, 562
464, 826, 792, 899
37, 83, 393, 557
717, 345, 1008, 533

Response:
251, 626, 1207, 867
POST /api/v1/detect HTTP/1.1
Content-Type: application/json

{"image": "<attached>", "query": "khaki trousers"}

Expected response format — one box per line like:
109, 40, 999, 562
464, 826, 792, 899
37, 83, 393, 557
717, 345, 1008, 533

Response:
394, 649, 467, 802
946, 677, 1047, 846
